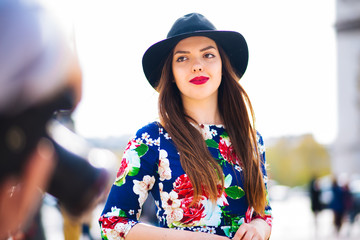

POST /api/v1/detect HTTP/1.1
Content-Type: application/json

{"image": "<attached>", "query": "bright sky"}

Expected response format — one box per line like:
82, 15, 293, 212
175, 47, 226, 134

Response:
45, 0, 337, 144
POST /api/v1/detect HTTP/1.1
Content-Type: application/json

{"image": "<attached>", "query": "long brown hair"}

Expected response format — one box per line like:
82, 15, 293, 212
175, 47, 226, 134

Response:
156, 43, 266, 215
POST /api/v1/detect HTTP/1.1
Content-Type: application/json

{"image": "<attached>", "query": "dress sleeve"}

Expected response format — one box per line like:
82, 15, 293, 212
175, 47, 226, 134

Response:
99, 123, 160, 240
252, 132, 273, 227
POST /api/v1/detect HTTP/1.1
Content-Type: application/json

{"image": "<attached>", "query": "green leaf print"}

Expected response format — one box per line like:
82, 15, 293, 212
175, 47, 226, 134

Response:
101, 231, 109, 240
135, 143, 149, 157
119, 209, 127, 217
128, 167, 140, 176
205, 139, 219, 148
220, 131, 229, 138
225, 186, 245, 199
114, 177, 126, 187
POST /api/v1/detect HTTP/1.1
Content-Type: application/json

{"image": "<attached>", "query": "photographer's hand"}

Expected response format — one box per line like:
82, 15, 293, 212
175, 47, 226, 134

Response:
0, 138, 55, 239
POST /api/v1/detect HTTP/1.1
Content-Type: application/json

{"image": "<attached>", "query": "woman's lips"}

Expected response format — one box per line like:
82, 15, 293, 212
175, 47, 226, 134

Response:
189, 76, 209, 85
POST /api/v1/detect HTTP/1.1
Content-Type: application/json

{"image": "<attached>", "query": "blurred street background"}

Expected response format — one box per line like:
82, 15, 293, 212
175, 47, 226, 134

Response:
27, 0, 360, 239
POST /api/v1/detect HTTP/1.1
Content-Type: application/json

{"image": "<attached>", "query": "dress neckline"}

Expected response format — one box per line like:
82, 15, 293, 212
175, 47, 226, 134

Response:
198, 123, 225, 128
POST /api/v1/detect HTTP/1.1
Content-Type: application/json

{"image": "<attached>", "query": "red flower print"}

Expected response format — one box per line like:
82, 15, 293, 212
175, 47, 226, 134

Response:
99, 216, 128, 229
245, 207, 253, 223
219, 137, 238, 165
171, 174, 206, 226
180, 198, 205, 225
173, 174, 194, 199
116, 158, 128, 179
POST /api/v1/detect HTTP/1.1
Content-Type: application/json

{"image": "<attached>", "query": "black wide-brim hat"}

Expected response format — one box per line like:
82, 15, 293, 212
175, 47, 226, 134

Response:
142, 13, 249, 89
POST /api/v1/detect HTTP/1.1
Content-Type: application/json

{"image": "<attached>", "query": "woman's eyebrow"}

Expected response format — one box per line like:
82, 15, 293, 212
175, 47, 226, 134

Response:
174, 45, 216, 55
200, 45, 216, 52
173, 50, 190, 55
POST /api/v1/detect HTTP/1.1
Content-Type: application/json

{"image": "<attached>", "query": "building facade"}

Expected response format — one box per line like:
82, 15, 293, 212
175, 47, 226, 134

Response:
333, 0, 360, 176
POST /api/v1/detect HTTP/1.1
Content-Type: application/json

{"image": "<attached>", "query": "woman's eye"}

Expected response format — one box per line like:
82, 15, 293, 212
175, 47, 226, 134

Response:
176, 56, 187, 62
204, 53, 215, 59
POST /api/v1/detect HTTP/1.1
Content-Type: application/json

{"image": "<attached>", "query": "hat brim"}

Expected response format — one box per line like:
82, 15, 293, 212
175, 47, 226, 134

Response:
142, 30, 248, 89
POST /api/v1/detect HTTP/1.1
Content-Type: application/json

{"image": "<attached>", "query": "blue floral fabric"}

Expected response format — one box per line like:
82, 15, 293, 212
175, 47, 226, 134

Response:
99, 121, 272, 240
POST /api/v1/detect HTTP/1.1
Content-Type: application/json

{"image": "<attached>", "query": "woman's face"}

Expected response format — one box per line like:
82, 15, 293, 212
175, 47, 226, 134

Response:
172, 36, 222, 104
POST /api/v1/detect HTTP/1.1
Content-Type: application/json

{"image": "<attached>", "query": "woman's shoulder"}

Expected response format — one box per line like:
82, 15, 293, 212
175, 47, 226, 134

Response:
134, 121, 161, 139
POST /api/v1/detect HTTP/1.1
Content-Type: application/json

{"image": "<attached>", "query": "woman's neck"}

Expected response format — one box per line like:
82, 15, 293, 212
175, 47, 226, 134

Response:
182, 97, 222, 125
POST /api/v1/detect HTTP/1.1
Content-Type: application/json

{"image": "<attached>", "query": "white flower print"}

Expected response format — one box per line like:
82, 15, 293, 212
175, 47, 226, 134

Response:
217, 191, 229, 207
145, 138, 154, 146
114, 223, 129, 236
133, 175, 155, 207
135, 138, 143, 145
103, 229, 121, 240
136, 209, 142, 220
122, 149, 141, 169
208, 227, 216, 234
235, 165, 242, 172
161, 191, 181, 211
141, 132, 150, 140
159, 128, 164, 134
256, 133, 266, 154
160, 190, 183, 225
158, 149, 172, 181
210, 129, 217, 137
155, 200, 161, 217
263, 175, 268, 184
154, 138, 160, 146
103, 220, 135, 240
199, 124, 213, 140
164, 133, 171, 139
128, 209, 134, 215
105, 206, 121, 217
199, 199, 223, 226
154, 200, 160, 208
258, 142, 266, 155
165, 207, 183, 226
200, 225, 209, 232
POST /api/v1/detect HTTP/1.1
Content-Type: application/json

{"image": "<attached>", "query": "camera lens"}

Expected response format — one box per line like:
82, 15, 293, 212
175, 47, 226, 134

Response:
47, 140, 109, 216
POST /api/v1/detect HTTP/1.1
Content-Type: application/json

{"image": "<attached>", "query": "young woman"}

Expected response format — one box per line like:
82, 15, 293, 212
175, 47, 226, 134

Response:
99, 13, 272, 240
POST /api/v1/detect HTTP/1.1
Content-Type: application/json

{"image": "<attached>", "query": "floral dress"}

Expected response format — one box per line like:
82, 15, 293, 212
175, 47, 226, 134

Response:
99, 121, 272, 240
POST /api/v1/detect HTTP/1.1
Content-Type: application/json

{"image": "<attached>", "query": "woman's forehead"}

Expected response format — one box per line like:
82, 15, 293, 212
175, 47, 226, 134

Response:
174, 36, 217, 51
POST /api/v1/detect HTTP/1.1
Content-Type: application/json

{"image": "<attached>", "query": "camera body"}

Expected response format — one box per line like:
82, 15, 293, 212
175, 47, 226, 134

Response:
0, 88, 109, 216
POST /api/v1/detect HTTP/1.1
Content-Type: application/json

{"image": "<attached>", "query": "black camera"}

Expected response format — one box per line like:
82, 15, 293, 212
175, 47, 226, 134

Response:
0, 88, 109, 216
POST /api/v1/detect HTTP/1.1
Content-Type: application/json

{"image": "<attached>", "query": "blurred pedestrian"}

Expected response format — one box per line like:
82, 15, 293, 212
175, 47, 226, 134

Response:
309, 177, 322, 233
329, 177, 346, 236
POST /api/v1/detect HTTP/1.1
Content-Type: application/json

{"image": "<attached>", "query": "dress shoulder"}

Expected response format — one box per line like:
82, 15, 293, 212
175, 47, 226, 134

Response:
134, 121, 161, 139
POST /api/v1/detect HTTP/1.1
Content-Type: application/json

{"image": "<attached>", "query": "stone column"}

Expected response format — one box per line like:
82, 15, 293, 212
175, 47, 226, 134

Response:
333, 0, 360, 176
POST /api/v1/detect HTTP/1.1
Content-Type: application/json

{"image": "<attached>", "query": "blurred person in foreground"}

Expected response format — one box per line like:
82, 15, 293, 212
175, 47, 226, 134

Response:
0, 0, 94, 238
99, 13, 272, 240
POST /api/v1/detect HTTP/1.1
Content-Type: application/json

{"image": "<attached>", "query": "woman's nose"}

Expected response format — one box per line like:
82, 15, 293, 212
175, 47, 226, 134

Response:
192, 62, 203, 72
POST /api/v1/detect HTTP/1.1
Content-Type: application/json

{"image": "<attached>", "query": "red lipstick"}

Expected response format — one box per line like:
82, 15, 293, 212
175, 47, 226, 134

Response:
189, 76, 209, 85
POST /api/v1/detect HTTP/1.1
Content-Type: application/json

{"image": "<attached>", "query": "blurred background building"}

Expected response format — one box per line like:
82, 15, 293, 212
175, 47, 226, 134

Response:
333, 0, 360, 176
